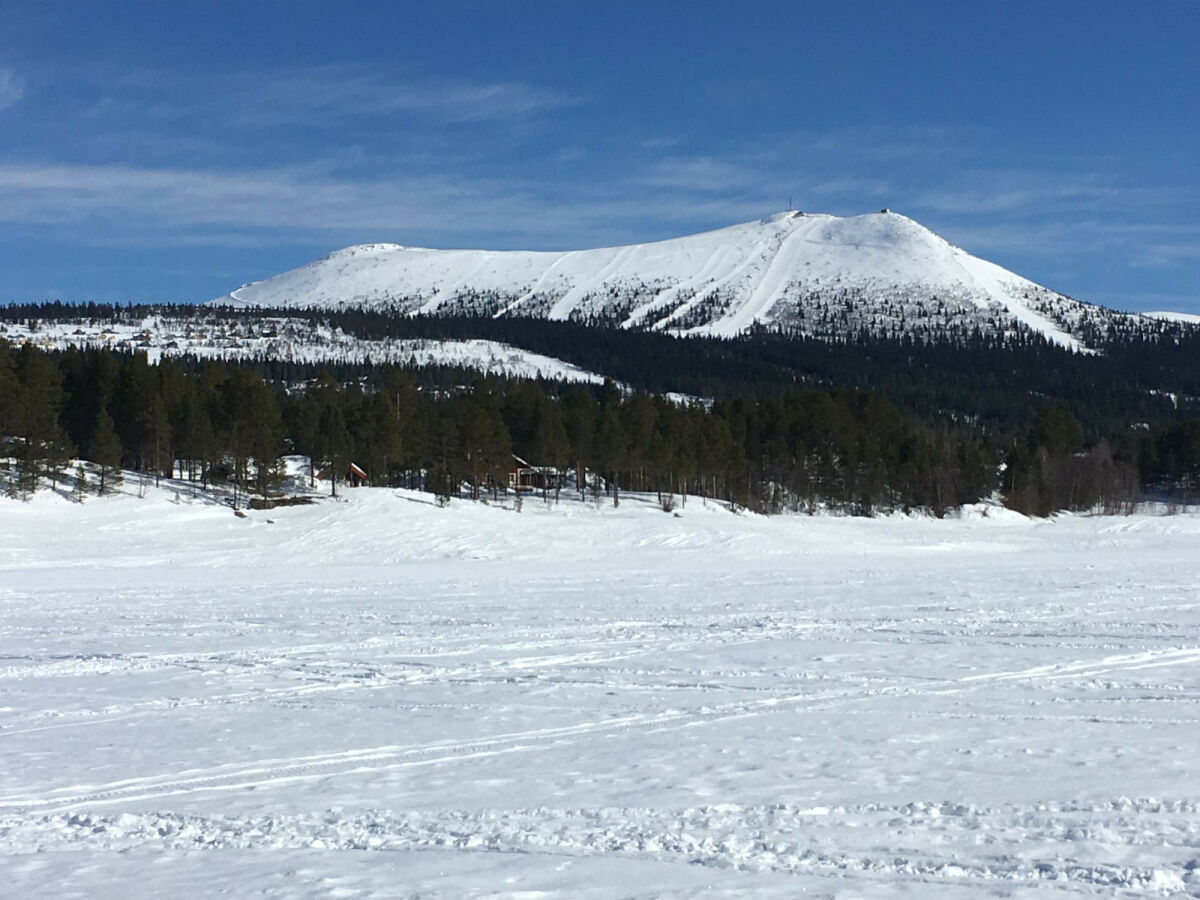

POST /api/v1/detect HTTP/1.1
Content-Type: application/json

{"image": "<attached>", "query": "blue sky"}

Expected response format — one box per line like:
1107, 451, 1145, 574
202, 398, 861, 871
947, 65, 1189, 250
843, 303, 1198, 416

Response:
1, 1, 1197, 312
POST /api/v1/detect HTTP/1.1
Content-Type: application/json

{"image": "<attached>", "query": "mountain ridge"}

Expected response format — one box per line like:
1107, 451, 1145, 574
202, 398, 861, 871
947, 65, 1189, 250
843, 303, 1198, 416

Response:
212, 211, 1156, 350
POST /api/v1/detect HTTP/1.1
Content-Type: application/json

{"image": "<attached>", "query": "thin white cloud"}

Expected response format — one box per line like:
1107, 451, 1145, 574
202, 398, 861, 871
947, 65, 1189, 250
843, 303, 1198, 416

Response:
801, 124, 988, 164
913, 168, 1127, 215
0, 160, 798, 253
627, 151, 893, 216
804, 176, 892, 199
99, 65, 574, 129
0, 67, 24, 112
233, 69, 574, 125
0, 138, 1193, 307
0, 162, 496, 230
0, 161, 645, 250
636, 156, 756, 192
1129, 242, 1200, 269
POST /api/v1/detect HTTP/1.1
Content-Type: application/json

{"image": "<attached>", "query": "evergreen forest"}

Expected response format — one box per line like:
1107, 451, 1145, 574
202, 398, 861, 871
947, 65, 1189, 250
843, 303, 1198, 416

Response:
2, 302, 1200, 516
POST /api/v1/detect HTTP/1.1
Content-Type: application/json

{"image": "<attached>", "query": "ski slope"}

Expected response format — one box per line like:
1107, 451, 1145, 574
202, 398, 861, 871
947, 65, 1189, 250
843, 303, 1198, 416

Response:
2, 483, 1199, 896
211, 211, 1147, 350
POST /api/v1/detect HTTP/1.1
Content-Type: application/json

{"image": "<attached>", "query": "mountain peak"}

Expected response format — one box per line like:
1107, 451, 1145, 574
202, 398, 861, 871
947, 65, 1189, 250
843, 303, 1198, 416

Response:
214, 212, 1122, 349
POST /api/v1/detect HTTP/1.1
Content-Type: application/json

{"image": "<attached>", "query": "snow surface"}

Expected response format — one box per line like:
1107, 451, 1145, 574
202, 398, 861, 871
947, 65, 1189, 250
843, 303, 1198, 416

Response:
1, 317, 606, 385
1145, 311, 1200, 325
211, 211, 1123, 350
2, 483, 1200, 897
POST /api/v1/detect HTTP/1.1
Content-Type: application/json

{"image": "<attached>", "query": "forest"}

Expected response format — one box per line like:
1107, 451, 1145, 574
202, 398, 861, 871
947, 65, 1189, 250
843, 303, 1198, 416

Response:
4, 322, 1199, 516
6, 301, 1200, 432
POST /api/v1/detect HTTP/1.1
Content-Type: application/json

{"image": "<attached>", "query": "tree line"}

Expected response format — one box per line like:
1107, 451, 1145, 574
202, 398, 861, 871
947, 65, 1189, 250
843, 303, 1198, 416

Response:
5, 337, 1198, 515
5, 304, 1200, 438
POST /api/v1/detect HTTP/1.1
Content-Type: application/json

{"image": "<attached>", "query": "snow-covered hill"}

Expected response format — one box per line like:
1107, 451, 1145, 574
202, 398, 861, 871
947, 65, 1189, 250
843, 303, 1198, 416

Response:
1145, 310, 1200, 325
212, 211, 1157, 350
0, 317, 607, 384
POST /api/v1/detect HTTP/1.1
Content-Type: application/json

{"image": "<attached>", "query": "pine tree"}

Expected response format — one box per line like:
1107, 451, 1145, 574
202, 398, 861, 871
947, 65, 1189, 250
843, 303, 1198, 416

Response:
140, 393, 171, 486
90, 408, 123, 495
316, 405, 352, 497
73, 462, 88, 502
563, 391, 597, 498
14, 345, 69, 498
247, 382, 284, 498
530, 393, 569, 499
158, 356, 189, 479
455, 389, 511, 501
59, 347, 119, 461
0, 341, 17, 465
349, 391, 403, 488
595, 403, 628, 507
427, 411, 459, 505
218, 368, 282, 504
112, 352, 155, 473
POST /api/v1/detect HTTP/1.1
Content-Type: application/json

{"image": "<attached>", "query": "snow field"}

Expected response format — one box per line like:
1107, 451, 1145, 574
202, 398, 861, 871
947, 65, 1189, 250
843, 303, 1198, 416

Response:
3, 317, 608, 385
1, 484, 1199, 896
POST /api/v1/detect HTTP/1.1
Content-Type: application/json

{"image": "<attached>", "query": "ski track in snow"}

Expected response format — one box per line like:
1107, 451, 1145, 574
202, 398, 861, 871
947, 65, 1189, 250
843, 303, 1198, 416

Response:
5, 642, 1199, 815
1, 487, 1199, 896
4, 801, 1197, 893
717, 220, 812, 336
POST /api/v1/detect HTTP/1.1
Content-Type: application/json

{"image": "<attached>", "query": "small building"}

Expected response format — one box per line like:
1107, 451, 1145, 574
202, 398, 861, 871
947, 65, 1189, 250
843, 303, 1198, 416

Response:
508, 454, 561, 493
317, 462, 370, 487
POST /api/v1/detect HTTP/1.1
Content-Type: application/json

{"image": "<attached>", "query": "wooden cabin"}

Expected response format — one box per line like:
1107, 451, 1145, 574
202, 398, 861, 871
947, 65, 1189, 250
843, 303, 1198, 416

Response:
508, 454, 561, 493
317, 462, 370, 487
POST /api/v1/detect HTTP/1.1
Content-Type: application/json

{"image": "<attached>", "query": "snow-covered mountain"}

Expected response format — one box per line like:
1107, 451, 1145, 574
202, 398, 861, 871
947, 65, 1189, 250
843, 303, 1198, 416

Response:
212, 211, 1154, 350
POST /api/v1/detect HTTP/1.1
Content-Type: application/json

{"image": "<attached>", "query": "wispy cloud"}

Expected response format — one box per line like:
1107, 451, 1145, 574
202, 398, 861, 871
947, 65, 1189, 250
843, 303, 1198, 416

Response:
802, 124, 988, 163
0, 68, 24, 112
0, 161, 675, 252
0, 162, 498, 231
0, 160, 811, 253
628, 148, 893, 214
225, 67, 575, 126
911, 168, 1154, 216
635, 156, 757, 192
901, 166, 1199, 286
93, 64, 575, 132
1, 118, 1195, 311
1128, 240, 1200, 269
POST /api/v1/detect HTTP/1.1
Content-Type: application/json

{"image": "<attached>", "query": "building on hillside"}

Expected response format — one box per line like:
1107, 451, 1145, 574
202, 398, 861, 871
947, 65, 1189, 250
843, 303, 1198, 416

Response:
317, 462, 370, 487
508, 454, 561, 493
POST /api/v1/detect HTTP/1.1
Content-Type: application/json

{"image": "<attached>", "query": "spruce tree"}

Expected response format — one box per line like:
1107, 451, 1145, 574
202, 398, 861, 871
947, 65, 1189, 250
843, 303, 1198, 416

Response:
0, 341, 17, 464
140, 393, 171, 486
316, 405, 352, 497
595, 403, 628, 507
90, 408, 123, 495
530, 394, 569, 499
14, 345, 68, 498
562, 391, 597, 498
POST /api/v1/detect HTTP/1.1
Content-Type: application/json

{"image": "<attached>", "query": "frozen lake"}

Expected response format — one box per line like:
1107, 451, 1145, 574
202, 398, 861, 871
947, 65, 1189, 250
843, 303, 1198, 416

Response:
1, 488, 1198, 896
